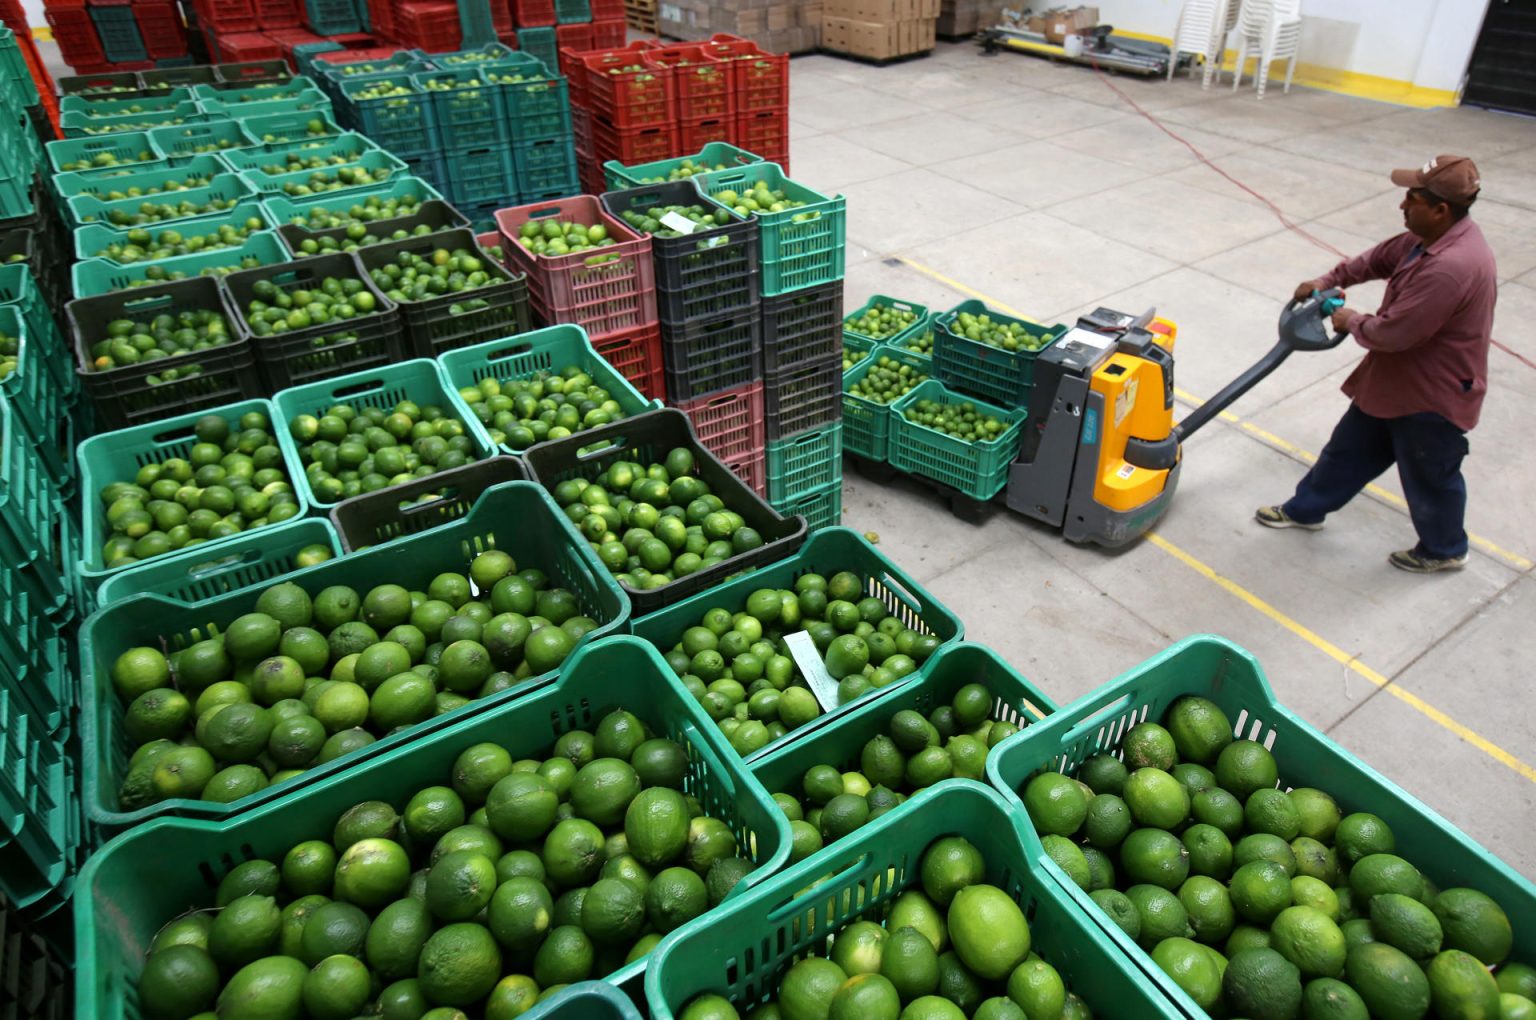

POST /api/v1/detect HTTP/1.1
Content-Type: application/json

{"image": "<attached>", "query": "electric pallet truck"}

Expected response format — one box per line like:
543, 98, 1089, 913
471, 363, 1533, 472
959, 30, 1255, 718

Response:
1005, 290, 1347, 547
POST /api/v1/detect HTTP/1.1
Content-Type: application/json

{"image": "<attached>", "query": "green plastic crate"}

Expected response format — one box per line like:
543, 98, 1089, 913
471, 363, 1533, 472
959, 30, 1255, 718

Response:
144, 118, 254, 158
192, 80, 323, 109
887, 378, 1026, 500
888, 317, 935, 360
274, 195, 464, 256
58, 100, 204, 139
693, 163, 845, 297
76, 634, 785, 1016
271, 358, 497, 509
70, 231, 292, 297
411, 66, 506, 148
74, 398, 310, 597
199, 89, 334, 123
438, 324, 659, 456
523, 982, 644, 1018
841, 333, 876, 374
45, 132, 160, 174
327, 455, 527, 553
66, 172, 255, 228
0, 375, 71, 620
631, 525, 963, 761
646, 779, 1180, 1018
842, 292, 928, 345
0, 305, 69, 486
51, 153, 231, 201
932, 298, 1067, 408
259, 174, 445, 229
73, 200, 271, 264
58, 87, 196, 116
77, 479, 630, 832
240, 108, 343, 145
482, 59, 572, 141
337, 75, 438, 157
841, 344, 932, 461
603, 140, 764, 189
239, 148, 405, 195
766, 422, 842, 504
771, 479, 842, 533
216, 130, 379, 176
93, 516, 342, 607
985, 634, 1536, 1020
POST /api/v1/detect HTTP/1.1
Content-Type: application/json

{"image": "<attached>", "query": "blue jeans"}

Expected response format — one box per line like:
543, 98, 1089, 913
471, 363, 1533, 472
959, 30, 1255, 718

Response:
1282, 404, 1470, 559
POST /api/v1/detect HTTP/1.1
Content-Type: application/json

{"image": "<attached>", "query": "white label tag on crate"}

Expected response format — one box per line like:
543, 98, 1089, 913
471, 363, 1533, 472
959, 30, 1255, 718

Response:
660, 211, 699, 234
784, 631, 841, 711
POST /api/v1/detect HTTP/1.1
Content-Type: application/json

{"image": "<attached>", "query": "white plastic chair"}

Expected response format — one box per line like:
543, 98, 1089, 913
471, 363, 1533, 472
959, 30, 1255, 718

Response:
1168, 0, 1235, 89
1230, 0, 1302, 99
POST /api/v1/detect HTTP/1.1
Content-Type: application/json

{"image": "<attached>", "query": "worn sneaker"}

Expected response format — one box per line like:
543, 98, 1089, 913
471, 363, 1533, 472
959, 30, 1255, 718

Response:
1388, 549, 1468, 573
1254, 506, 1323, 530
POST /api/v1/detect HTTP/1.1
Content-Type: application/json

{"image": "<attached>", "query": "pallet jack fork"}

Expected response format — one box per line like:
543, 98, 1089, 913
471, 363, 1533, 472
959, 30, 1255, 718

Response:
979, 9, 1186, 77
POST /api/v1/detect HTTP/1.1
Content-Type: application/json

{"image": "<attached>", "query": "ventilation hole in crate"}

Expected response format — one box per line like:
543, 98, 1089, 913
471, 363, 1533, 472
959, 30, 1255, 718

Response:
1261, 726, 1277, 751
1233, 707, 1251, 736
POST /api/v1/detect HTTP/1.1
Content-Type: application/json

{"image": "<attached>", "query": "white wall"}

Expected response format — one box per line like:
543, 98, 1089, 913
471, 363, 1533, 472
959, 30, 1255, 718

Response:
1090, 0, 1491, 94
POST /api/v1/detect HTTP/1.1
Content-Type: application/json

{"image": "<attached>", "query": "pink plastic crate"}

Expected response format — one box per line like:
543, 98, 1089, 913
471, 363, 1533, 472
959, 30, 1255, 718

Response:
676, 379, 764, 463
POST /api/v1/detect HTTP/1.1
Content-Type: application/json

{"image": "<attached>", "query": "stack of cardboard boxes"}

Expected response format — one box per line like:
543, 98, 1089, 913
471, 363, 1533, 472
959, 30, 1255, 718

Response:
658, 0, 822, 52
822, 0, 938, 60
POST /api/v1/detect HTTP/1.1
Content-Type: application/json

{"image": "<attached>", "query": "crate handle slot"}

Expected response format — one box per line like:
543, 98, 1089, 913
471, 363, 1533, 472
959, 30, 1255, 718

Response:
485, 340, 536, 360
524, 204, 573, 222
183, 547, 263, 582
1063, 692, 1139, 743
326, 376, 390, 400
397, 486, 463, 519
113, 293, 179, 315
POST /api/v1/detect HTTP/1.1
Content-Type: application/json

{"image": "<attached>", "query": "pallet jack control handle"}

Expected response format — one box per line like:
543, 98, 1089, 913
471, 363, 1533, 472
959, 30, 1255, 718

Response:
1124, 289, 1348, 470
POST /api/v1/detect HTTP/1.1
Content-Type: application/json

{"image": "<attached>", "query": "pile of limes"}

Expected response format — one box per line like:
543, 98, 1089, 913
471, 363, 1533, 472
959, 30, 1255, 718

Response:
1018, 695, 1531, 1020
902, 327, 934, 357
678, 834, 1092, 1020
88, 217, 267, 263
86, 304, 236, 373
0, 327, 18, 380
352, 80, 418, 101
111, 549, 592, 810
710, 184, 807, 217
656, 570, 942, 755
133, 707, 759, 1019
89, 194, 244, 228
279, 192, 428, 232
289, 220, 447, 256
843, 342, 871, 373
95, 411, 302, 569
515, 218, 619, 259
456, 367, 630, 451
775, 688, 1020, 865
551, 448, 770, 591
286, 398, 482, 503
81, 116, 189, 136
238, 273, 378, 350
248, 148, 362, 176
59, 147, 157, 172
124, 256, 267, 288
250, 119, 333, 144
364, 245, 500, 307
274, 162, 396, 198
82, 171, 219, 200
846, 302, 922, 341
616, 203, 733, 238
902, 398, 1009, 444
948, 312, 1050, 353
482, 69, 541, 84
635, 157, 733, 183
850, 356, 929, 405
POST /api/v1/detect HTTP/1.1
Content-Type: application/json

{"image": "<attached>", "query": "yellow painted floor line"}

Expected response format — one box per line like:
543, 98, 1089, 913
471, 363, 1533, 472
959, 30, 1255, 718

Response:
894, 255, 1534, 572
1147, 532, 1536, 784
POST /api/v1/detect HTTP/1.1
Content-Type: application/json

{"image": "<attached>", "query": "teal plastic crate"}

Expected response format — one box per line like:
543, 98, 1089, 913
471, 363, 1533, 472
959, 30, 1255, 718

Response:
240, 108, 343, 144
238, 148, 407, 195
259, 174, 444, 227
66, 172, 254, 228
51, 153, 231, 201
0, 373, 71, 620
271, 358, 497, 510
771, 479, 842, 533
842, 292, 928, 345
426, 42, 519, 66
45, 132, 159, 174
77, 479, 630, 832
337, 74, 438, 157
888, 316, 935, 359
58, 99, 203, 139
438, 324, 659, 456
411, 65, 506, 148
93, 516, 342, 606
630, 525, 964, 762
70, 231, 292, 297
986, 634, 1536, 1020
198, 89, 334, 123
76, 633, 784, 1017
693, 163, 845, 297
887, 378, 1026, 500
74, 398, 310, 597
216, 131, 379, 177
841, 344, 932, 461
605, 140, 764, 190
58, 87, 196, 115
191, 80, 321, 109
0, 306, 69, 486
523, 982, 644, 1019
646, 779, 1180, 1018
73, 200, 271, 264
932, 298, 1067, 408
481, 58, 572, 140
766, 421, 842, 504
512, 135, 578, 197
144, 117, 254, 158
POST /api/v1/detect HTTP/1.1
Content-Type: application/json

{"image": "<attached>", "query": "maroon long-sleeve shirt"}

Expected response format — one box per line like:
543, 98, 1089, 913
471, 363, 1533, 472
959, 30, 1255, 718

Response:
1319, 216, 1498, 431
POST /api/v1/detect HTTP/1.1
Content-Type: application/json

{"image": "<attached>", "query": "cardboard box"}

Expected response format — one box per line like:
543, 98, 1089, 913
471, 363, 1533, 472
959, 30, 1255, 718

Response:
801, 2, 823, 27
765, 4, 793, 29
1043, 4, 1097, 43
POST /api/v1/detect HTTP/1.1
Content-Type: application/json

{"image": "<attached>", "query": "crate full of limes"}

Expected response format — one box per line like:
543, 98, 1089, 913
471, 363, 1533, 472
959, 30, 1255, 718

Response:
649, 779, 1181, 1019
631, 526, 964, 761
75, 636, 790, 1019
888, 380, 1028, 501
932, 299, 1067, 409
988, 634, 1536, 1020
79, 480, 629, 831
326, 455, 527, 554
843, 344, 931, 461
223, 251, 409, 391
64, 274, 264, 431
522, 407, 807, 615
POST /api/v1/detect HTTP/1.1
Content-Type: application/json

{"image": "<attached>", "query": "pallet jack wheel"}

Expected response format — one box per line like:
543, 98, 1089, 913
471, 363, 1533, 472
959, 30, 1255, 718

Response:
846, 454, 898, 483
947, 493, 992, 524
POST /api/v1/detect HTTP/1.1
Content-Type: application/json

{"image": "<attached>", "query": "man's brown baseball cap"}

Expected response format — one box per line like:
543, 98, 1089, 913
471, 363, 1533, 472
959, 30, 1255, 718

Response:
1390, 154, 1481, 204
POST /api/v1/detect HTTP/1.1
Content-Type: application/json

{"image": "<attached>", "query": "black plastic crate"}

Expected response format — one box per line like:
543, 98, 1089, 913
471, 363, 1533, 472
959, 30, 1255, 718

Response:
0, 890, 69, 1019
215, 59, 292, 85
275, 199, 470, 256
222, 252, 409, 391
599, 182, 760, 324
761, 277, 842, 373
328, 455, 528, 552
522, 407, 807, 616
65, 275, 262, 431
354, 228, 534, 359
765, 356, 843, 441
661, 307, 763, 403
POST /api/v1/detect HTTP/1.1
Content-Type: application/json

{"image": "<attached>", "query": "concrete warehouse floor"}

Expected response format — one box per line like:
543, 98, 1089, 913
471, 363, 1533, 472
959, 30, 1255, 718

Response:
796, 41, 1536, 875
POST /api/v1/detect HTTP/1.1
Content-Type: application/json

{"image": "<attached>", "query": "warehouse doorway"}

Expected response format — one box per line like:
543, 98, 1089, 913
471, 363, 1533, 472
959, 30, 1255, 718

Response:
1462, 0, 1536, 115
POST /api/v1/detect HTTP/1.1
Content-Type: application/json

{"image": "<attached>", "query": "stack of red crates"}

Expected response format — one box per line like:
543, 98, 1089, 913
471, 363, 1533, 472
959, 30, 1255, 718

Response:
133, 2, 189, 58
43, 0, 109, 71
589, 0, 623, 46
646, 43, 733, 155
394, 1, 461, 51
700, 34, 789, 169
254, 0, 302, 29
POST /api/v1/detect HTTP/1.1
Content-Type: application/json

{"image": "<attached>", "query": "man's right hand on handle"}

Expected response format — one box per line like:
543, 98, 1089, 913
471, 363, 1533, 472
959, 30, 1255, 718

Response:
1294, 279, 1326, 301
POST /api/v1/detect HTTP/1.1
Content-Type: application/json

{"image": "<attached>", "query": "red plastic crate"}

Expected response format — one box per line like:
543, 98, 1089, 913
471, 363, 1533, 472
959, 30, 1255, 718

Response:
722, 444, 766, 496
679, 114, 733, 153
194, 0, 258, 32
590, 0, 621, 19
264, 25, 322, 62
579, 49, 674, 128
591, 115, 677, 165
676, 379, 764, 463
700, 34, 788, 113
590, 16, 625, 48
572, 104, 592, 155
594, 322, 663, 400
366, 0, 394, 40
44, 8, 107, 66
253, 0, 301, 28
497, 194, 657, 342
396, 2, 460, 51
513, 0, 554, 27
735, 109, 786, 166
215, 30, 281, 62
492, 0, 512, 35
132, 2, 188, 58
648, 44, 732, 120
554, 21, 591, 54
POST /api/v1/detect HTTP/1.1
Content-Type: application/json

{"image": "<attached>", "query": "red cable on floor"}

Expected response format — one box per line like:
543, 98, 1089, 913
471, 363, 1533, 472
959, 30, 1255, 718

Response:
1085, 57, 1536, 373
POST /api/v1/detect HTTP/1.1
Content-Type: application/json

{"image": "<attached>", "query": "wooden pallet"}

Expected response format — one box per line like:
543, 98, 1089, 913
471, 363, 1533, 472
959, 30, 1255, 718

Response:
624, 0, 656, 33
